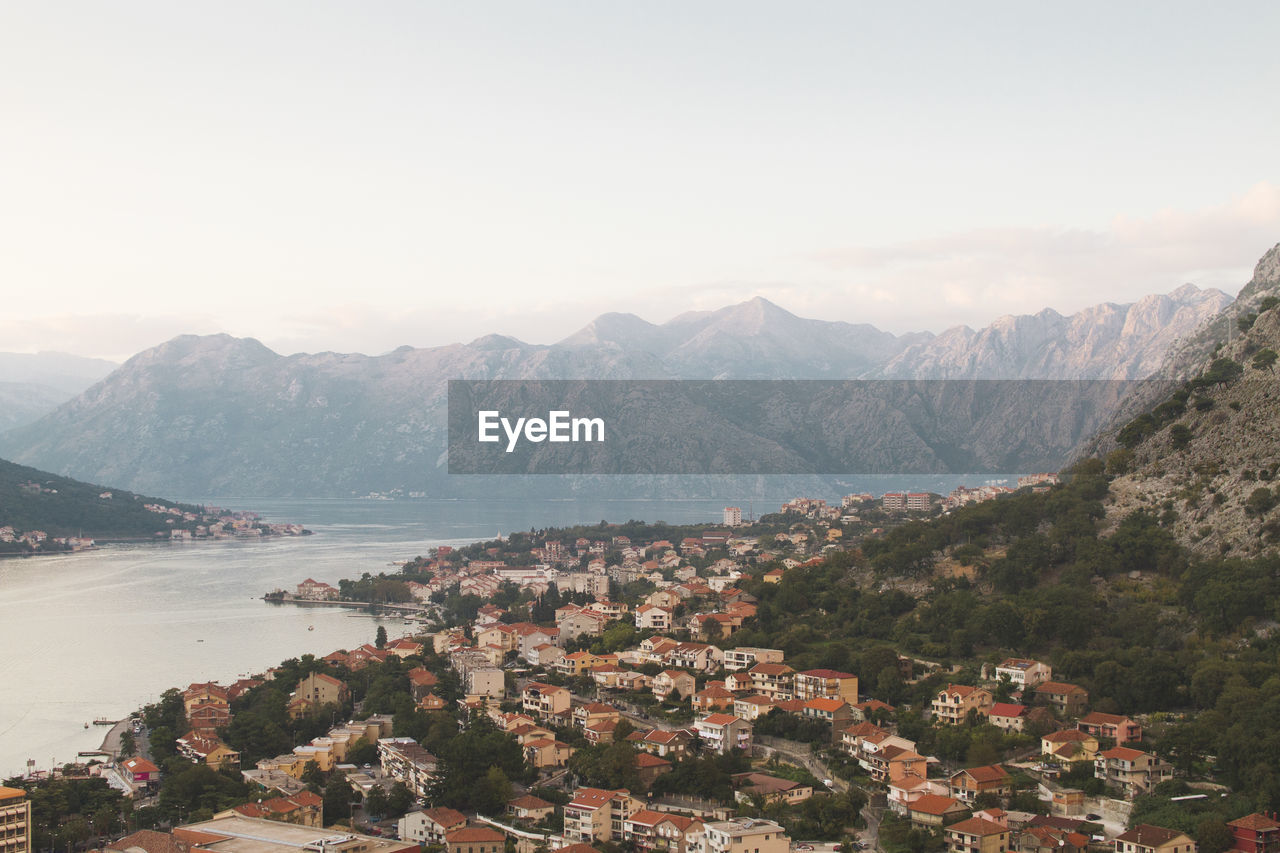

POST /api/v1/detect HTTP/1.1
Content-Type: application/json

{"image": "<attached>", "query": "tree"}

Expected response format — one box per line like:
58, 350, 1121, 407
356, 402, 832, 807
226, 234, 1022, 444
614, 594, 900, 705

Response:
364, 785, 389, 819
324, 771, 354, 821
1253, 348, 1278, 372
375, 625, 388, 649
388, 781, 415, 817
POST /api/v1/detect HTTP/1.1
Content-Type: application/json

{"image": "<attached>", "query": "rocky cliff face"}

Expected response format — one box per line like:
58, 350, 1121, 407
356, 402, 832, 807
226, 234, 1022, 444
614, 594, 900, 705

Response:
0, 277, 1248, 496
1101, 293, 1280, 558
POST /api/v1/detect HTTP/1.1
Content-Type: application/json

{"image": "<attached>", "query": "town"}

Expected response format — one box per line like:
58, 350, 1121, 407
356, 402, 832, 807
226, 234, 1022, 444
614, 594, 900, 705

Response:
9, 471, 1269, 853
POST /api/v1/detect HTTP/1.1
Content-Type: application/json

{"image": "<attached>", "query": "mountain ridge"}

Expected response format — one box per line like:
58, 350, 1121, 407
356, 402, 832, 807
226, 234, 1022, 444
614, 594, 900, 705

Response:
0, 280, 1245, 497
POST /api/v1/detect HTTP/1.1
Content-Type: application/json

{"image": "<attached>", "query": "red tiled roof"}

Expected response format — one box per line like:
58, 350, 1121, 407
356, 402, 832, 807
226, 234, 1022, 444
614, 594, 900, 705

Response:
446, 828, 506, 844
947, 818, 1008, 837
910, 794, 966, 815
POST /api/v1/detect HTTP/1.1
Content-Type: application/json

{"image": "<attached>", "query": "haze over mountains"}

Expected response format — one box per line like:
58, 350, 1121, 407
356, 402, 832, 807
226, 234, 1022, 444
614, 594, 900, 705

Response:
0, 352, 118, 432
0, 276, 1247, 498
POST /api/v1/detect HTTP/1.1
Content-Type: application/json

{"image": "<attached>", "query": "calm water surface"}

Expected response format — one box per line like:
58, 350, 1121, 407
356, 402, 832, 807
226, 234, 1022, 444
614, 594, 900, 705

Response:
0, 497, 731, 777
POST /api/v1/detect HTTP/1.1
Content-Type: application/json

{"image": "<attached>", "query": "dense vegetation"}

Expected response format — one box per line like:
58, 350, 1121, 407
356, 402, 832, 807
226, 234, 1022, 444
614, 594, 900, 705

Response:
0, 456, 207, 543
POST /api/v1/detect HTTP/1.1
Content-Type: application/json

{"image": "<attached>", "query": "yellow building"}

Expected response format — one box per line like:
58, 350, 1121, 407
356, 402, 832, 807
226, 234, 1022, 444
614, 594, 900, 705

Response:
0, 787, 31, 853
945, 817, 1009, 853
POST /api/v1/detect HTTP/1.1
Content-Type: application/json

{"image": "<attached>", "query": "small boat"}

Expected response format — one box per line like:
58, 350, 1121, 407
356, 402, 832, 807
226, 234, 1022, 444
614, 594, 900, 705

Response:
84, 723, 89, 729
93, 718, 115, 726
308, 625, 314, 631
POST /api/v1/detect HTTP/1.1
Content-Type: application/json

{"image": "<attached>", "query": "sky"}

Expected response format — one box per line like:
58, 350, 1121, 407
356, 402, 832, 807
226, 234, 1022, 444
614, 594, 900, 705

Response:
2, 2, 1279, 361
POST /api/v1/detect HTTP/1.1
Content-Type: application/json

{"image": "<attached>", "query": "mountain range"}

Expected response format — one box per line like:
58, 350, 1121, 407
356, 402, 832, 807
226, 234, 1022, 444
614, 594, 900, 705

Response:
0, 352, 117, 432
0, 262, 1258, 498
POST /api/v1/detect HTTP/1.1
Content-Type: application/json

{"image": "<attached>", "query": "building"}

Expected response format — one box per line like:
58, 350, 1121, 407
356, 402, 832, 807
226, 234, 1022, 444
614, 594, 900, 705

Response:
179, 815, 416, 853
932, 684, 993, 725
1114, 825, 1198, 853
723, 648, 784, 672
906, 493, 932, 512
523, 682, 572, 721
625, 810, 704, 853
994, 659, 1052, 688
0, 787, 30, 853
398, 807, 468, 845
801, 699, 853, 737
1077, 712, 1143, 744
907, 795, 970, 828
723, 507, 742, 527
946, 817, 1010, 853
563, 788, 643, 843
700, 819, 788, 853
508, 795, 556, 824
377, 738, 438, 799
1033, 682, 1089, 717
1041, 730, 1099, 764
1095, 748, 1173, 798
287, 673, 349, 719
731, 773, 813, 806
949, 766, 1012, 804
882, 493, 906, 512
445, 827, 506, 853
988, 704, 1027, 733
223, 792, 323, 827
747, 663, 795, 701
1227, 814, 1280, 853
694, 714, 753, 754
793, 669, 859, 703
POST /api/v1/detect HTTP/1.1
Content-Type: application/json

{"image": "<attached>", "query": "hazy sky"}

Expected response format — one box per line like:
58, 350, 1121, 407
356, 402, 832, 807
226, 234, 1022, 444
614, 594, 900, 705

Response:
2, 2, 1279, 361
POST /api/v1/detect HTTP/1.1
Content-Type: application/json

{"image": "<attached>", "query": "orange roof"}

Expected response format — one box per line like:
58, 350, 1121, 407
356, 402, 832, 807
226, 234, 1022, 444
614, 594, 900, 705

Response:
804, 698, 848, 712
947, 817, 1008, 837
1229, 814, 1280, 831
635, 753, 671, 768
510, 795, 553, 810
423, 807, 467, 828
954, 764, 1009, 783
1100, 746, 1148, 761
910, 794, 966, 815
446, 828, 506, 843
699, 713, 741, 726
1035, 681, 1086, 695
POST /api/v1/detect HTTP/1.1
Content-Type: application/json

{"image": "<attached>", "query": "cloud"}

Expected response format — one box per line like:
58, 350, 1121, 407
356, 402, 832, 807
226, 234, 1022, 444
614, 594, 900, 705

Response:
800, 181, 1280, 332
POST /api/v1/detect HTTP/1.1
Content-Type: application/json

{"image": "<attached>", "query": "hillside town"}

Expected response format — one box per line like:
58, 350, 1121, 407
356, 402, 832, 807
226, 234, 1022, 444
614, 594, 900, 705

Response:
11, 479, 1270, 853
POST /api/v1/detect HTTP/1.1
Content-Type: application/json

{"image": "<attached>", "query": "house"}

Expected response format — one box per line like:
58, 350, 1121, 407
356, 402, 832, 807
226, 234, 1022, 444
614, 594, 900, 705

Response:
524, 738, 574, 769
1034, 682, 1089, 717
888, 774, 950, 815
733, 694, 777, 721
1040, 729, 1099, 764
176, 733, 241, 769
287, 673, 349, 720
793, 669, 859, 703
629, 728, 694, 760
635, 604, 674, 632
1095, 747, 1173, 798
445, 826, 506, 853
722, 648, 784, 672
700, 818, 789, 853
558, 652, 616, 678
121, 757, 162, 788
850, 699, 896, 723
994, 659, 1052, 688
1078, 712, 1143, 744
949, 765, 1012, 803
1114, 825, 1198, 853
624, 810, 703, 853
398, 807, 468, 845
908, 794, 970, 828
1018, 826, 1090, 853
508, 794, 555, 823
694, 714, 753, 754
748, 663, 796, 700
563, 788, 644, 843
523, 682, 572, 720
1227, 814, 1280, 853
225, 791, 324, 827
724, 672, 754, 693
945, 817, 1010, 853
667, 642, 725, 674
635, 753, 673, 788
407, 667, 440, 700
653, 670, 697, 702
693, 684, 736, 712
584, 719, 619, 745
932, 685, 993, 725
989, 703, 1028, 732
617, 671, 652, 692
731, 772, 813, 805
801, 698, 853, 737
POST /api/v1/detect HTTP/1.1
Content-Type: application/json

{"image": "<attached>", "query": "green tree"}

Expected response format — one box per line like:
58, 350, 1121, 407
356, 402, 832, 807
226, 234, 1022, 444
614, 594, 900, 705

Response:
324, 771, 354, 821
364, 785, 389, 819
375, 625, 388, 649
